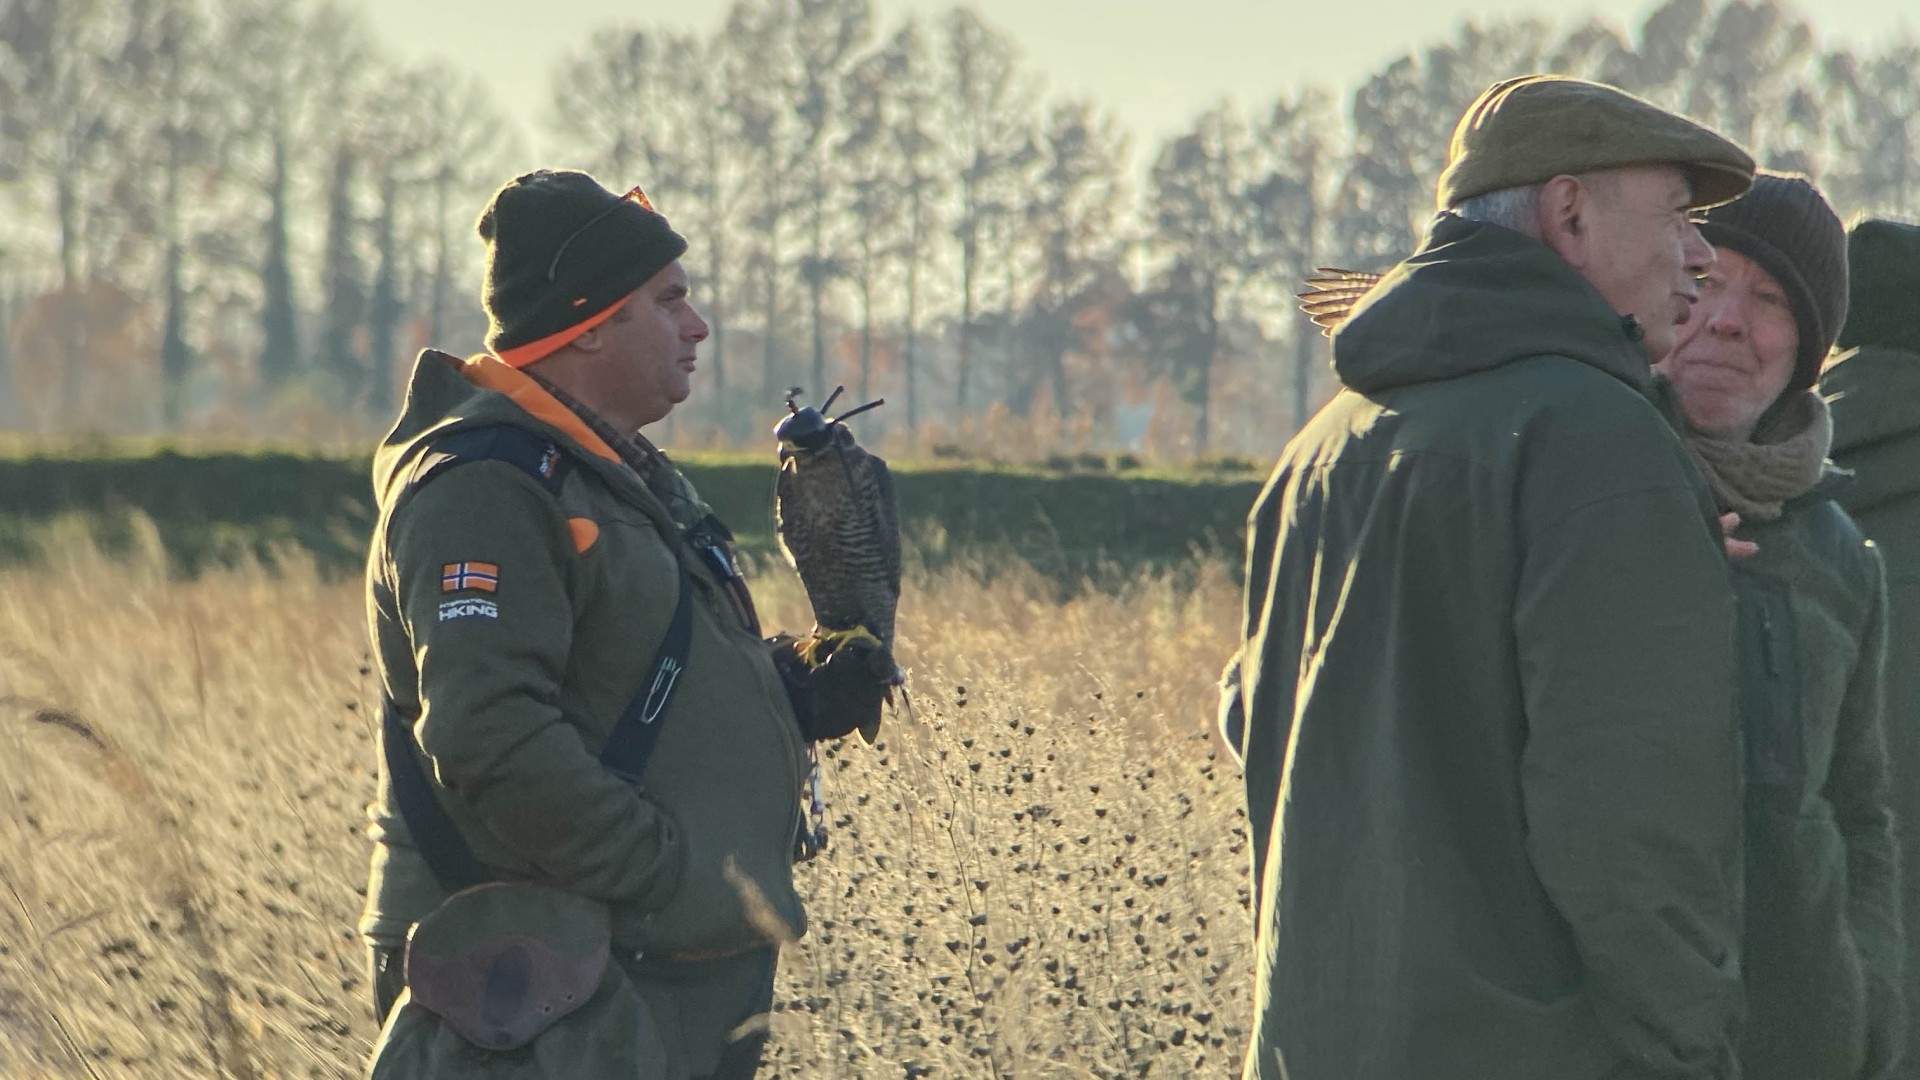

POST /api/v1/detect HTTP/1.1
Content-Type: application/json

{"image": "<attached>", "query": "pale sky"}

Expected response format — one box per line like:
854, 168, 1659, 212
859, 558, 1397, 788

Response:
365, 0, 1916, 160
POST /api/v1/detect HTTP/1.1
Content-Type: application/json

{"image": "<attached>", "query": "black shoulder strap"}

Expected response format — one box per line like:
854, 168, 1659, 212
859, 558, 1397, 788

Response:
597, 560, 693, 785
383, 701, 494, 893
403, 424, 573, 498
380, 424, 695, 894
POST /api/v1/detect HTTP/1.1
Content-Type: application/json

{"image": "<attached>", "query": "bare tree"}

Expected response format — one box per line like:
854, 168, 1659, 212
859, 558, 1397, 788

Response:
792, 0, 872, 400
879, 18, 947, 429
941, 7, 1039, 413
721, 0, 807, 400
1016, 98, 1130, 419
841, 43, 907, 408
410, 65, 520, 354
1816, 40, 1920, 218
1248, 89, 1340, 430
1143, 103, 1263, 450
0, 0, 146, 422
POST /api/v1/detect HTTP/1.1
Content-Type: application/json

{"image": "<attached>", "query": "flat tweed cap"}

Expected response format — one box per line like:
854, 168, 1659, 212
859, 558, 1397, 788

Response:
1838, 217, 1920, 354
1437, 75, 1755, 211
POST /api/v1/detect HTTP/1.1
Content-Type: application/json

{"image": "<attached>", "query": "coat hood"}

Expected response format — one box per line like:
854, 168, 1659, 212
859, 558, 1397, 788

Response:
1331, 213, 1656, 395
372, 350, 627, 507
1824, 345, 1920, 454
1821, 344, 1920, 515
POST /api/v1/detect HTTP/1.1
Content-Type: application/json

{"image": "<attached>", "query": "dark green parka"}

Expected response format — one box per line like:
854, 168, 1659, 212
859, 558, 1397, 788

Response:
360, 352, 811, 1077
1228, 215, 1742, 1080
1723, 466, 1899, 1080
1825, 343, 1920, 1079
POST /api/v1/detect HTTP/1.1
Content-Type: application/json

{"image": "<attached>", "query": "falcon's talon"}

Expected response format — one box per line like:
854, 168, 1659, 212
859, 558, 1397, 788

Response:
796, 624, 886, 669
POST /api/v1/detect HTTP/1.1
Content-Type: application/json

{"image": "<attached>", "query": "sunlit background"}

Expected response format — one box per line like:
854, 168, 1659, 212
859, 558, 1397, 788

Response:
2, 0, 1915, 457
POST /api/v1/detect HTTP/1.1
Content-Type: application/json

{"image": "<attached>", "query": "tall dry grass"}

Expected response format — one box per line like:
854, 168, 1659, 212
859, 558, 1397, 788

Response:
0, 531, 1253, 1078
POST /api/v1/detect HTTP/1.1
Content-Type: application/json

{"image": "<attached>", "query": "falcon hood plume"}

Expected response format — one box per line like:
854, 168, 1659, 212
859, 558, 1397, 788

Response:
773, 386, 906, 744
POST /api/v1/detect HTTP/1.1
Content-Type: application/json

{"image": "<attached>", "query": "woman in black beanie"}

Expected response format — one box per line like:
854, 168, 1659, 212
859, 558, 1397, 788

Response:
1656, 172, 1903, 1080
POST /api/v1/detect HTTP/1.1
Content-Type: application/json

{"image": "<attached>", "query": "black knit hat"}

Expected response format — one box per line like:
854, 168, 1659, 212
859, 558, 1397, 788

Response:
1837, 218, 1920, 355
1696, 171, 1847, 392
475, 169, 688, 364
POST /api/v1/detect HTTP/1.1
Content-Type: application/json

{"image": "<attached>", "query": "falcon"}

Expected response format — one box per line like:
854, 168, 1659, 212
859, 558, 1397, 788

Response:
772, 387, 904, 742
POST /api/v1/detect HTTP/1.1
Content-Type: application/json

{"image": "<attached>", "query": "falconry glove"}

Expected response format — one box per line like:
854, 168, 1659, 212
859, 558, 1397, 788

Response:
769, 633, 893, 743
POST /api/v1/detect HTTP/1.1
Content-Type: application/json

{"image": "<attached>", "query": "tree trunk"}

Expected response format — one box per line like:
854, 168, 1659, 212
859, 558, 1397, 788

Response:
809, 156, 827, 401
904, 227, 921, 430
259, 136, 300, 388
430, 170, 450, 348
161, 244, 190, 428
858, 267, 873, 407
322, 145, 367, 405
368, 172, 403, 418
160, 110, 190, 428
760, 154, 782, 400
700, 132, 727, 395
0, 279, 17, 428
708, 227, 727, 394
1194, 279, 1218, 452
957, 208, 977, 412
56, 169, 85, 424
1295, 152, 1320, 432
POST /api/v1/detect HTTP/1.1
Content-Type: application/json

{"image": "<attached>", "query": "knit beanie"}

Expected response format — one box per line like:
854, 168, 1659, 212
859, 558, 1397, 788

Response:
475, 169, 688, 367
1695, 171, 1847, 392
1837, 217, 1920, 355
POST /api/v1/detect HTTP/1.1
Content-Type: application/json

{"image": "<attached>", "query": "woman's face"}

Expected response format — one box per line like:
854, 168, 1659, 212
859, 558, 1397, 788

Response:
1656, 248, 1800, 441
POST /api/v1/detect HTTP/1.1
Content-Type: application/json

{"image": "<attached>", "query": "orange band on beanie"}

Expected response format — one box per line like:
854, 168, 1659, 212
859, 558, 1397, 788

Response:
492, 299, 623, 368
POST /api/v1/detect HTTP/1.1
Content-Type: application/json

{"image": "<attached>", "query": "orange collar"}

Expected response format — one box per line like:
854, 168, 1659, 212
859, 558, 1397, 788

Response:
460, 354, 622, 465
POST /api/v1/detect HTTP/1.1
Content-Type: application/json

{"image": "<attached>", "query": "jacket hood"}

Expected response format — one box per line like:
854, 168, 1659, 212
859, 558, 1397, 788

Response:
373, 350, 626, 506
1331, 214, 1655, 395
1823, 345, 1920, 455
1821, 344, 1920, 515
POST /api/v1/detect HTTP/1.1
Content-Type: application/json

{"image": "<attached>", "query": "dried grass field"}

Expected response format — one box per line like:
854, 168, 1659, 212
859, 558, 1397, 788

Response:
0, 528, 1255, 1079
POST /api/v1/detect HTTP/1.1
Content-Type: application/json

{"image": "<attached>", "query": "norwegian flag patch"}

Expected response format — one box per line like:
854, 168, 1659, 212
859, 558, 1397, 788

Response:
441, 561, 500, 594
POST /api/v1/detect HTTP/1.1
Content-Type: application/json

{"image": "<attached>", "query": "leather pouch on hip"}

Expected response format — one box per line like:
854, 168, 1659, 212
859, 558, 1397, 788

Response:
405, 882, 612, 1051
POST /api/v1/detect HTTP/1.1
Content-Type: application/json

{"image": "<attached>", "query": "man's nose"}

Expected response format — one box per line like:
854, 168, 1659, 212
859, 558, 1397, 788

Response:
1681, 222, 1715, 277
684, 305, 710, 343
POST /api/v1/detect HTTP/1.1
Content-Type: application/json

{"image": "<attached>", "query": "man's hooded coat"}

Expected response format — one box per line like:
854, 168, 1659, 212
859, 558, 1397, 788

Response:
1228, 214, 1742, 1080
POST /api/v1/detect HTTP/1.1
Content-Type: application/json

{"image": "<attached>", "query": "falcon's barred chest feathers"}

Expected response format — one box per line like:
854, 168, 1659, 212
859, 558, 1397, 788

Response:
773, 388, 903, 654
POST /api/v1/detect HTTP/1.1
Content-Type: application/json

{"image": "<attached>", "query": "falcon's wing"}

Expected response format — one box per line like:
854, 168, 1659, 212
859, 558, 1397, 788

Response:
775, 456, 840, 586
1297, 267, 1385, 336
869, 455, 901, 597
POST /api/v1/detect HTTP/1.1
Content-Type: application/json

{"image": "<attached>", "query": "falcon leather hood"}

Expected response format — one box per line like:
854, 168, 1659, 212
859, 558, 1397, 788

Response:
1331, 212, 1657, 395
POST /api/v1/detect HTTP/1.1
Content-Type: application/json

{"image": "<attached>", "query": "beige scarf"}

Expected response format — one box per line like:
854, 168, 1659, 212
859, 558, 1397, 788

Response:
1683, 388, 1832, 522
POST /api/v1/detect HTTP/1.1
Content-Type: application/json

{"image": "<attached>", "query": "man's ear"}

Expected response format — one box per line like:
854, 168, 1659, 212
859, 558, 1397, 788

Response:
1535, 174, 1590, 269
571, 324, 605, 353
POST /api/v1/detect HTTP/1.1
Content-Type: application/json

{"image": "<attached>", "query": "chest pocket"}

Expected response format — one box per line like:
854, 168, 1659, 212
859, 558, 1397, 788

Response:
1734, 572, 1805, 794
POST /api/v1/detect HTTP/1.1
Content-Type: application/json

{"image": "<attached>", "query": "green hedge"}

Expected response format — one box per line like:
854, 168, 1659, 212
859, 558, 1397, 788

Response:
0, 448, 1269, 579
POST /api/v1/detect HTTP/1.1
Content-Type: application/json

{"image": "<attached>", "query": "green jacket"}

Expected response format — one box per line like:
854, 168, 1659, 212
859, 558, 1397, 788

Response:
1727, 469, 1900, 1080
1824, 344, 1920, 1079
1229, 215, 1741, 1080
359, 352, 811, 960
